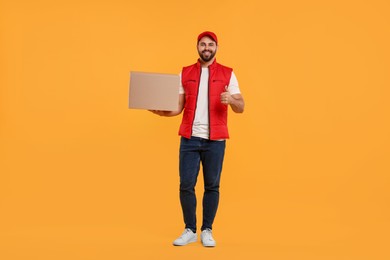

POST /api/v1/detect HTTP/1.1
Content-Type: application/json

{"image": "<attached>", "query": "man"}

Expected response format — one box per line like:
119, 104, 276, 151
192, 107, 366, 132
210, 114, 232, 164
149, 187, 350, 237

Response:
151, 31, 244, 247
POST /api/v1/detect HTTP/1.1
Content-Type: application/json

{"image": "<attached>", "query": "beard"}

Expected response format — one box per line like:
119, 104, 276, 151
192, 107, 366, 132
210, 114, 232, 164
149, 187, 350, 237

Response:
198, 49, 216, 62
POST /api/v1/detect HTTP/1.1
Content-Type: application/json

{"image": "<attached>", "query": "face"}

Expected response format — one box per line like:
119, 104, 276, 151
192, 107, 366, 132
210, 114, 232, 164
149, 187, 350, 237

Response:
197, 36, 217, 62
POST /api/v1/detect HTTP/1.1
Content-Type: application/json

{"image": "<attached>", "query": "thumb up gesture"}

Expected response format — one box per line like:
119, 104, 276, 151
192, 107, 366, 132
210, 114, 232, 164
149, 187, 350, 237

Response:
220, 86, 231, 105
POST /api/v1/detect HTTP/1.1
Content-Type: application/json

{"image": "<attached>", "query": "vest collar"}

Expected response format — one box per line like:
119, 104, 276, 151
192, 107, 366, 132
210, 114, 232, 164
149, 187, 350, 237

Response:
196, 58, 218, 69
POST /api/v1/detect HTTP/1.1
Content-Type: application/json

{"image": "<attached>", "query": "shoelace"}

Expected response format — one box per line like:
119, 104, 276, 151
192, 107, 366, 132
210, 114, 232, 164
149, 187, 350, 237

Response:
181, 229, 193, 238
202, 229, 214, 241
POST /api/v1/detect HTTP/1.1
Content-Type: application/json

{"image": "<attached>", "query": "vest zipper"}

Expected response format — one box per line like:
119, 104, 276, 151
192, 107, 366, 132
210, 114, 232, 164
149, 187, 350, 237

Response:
207, 67, 211, 140
191, 67, 202, 137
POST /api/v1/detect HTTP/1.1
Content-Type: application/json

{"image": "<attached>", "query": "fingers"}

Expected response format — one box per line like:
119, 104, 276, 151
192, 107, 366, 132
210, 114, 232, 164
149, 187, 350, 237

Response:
220, 92, 230, 104
149, 110, 163, 115
220, 85, 230, 104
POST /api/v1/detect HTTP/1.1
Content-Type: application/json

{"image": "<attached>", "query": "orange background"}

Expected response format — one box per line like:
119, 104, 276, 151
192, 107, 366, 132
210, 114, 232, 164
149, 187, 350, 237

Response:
1, 0, 389, 259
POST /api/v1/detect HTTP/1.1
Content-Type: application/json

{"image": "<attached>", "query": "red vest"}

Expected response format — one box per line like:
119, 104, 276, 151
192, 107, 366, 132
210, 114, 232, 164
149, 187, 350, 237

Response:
179, 59, 233, 140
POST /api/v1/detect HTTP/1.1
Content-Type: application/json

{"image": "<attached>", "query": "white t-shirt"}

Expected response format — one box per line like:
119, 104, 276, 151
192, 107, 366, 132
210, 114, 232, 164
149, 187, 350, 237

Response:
179, 69, 241, 139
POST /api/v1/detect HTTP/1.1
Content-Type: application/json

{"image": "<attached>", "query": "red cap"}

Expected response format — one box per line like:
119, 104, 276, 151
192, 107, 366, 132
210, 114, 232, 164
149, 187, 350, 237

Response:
197, 31, 218, 45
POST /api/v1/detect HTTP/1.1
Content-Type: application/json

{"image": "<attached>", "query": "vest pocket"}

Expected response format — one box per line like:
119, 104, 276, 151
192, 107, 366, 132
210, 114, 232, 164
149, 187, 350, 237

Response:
212, 79, 227, 88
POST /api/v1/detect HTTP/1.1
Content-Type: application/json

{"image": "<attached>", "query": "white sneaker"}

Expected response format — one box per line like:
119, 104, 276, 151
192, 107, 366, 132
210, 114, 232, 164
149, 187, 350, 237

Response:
201, 228, 216, 247
173, 228, 197, 246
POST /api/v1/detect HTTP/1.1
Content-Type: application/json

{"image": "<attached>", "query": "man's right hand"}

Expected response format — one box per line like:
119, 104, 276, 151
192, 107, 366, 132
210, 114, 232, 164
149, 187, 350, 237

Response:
148, 94, 186, 117
149, 110, 168, 116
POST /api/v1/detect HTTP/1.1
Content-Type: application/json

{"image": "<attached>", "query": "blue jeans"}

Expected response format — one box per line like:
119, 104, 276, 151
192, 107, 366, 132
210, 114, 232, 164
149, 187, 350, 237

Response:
179, 136, 226, 233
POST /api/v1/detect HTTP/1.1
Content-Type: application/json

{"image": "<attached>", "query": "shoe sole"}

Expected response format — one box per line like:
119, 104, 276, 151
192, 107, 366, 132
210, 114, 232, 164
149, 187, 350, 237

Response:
201, 239, 216, 247
173, 238, 197, 246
